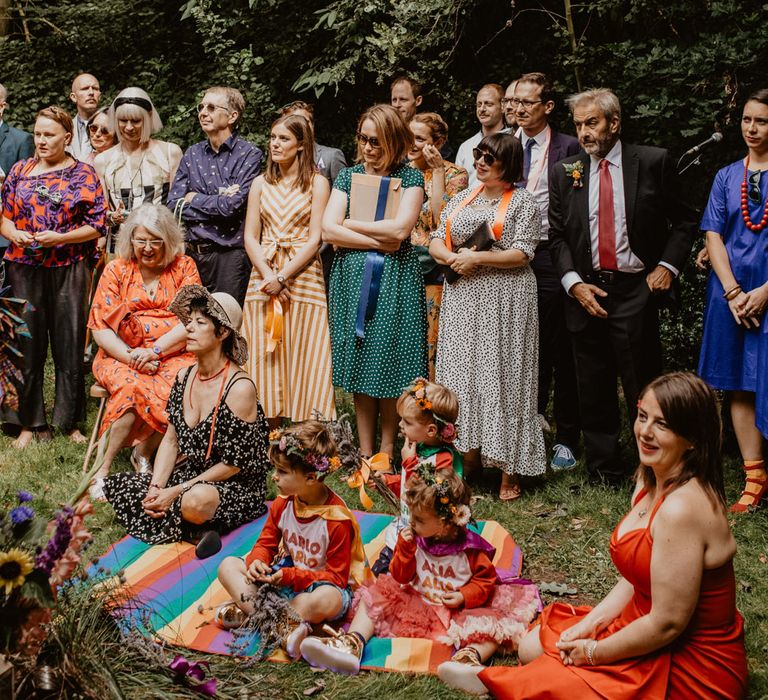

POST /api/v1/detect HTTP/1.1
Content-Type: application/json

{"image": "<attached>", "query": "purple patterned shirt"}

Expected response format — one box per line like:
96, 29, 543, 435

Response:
167, 132, 262, 248
2, 158, 107, 267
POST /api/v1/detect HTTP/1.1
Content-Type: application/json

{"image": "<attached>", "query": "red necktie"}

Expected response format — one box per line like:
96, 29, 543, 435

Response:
598, 158, 618, 271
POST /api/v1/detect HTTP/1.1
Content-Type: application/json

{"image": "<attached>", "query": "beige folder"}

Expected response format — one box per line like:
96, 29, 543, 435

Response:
350, 173, 402, 221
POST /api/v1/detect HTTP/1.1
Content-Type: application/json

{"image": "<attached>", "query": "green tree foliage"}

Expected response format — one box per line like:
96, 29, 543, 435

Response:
1, 0, 767, 368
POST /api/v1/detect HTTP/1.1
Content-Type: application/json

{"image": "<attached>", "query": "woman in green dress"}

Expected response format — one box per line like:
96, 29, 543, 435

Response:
322, 104, 426, 458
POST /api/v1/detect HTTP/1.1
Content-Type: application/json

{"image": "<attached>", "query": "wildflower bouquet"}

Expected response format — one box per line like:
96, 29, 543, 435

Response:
0, 489, 94, 655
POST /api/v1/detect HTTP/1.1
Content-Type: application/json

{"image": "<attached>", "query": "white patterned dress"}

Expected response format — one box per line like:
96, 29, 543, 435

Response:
431, 187, 546, 476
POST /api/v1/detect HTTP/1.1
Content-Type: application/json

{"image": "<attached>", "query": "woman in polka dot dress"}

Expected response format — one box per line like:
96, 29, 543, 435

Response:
429, 133, 546, 500
322, 104, 426, 457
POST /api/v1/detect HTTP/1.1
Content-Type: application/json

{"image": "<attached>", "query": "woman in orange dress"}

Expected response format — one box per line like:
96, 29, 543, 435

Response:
87, 203, 201, 496
439, 371, 748, 699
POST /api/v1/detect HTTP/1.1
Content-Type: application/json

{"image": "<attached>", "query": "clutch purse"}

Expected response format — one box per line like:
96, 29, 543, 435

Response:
442, 219, 495, 283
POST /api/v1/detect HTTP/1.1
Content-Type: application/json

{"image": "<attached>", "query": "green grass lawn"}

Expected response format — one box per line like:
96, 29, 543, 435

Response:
1, 382, 767, 698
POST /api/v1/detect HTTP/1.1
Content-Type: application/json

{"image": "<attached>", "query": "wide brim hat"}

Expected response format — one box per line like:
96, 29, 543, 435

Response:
169, 284, 248, 366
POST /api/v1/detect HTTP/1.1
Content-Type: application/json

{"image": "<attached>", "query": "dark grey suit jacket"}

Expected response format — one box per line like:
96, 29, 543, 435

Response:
315, 143, 347, 185
0, 122, 34, 178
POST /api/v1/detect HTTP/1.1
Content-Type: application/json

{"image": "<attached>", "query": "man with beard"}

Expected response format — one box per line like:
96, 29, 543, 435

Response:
68, 73, 101, 161
455, 84, 508, 188
548, 88, 697, 484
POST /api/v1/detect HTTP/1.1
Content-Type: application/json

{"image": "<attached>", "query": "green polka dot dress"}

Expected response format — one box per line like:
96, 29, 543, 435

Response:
328, 164, 427, 398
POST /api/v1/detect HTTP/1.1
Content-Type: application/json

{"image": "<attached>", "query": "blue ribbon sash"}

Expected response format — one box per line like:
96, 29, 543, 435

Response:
355, 176, 391, 339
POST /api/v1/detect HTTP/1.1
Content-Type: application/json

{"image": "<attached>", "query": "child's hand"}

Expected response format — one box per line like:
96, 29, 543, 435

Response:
266, 568, 284, 585
246, 559, 273, 583
441, 591, 464, 608
401, 437, 417, 461
400, 526, 414, 542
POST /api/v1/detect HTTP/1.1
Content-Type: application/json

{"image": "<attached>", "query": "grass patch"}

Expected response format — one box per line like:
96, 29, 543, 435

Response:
1, 384, 767, 698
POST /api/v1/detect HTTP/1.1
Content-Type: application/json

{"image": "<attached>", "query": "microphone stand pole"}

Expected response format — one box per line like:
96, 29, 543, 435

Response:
677, 152, 703, 176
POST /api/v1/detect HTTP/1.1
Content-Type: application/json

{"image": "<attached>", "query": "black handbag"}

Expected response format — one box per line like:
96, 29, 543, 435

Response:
442, 219, 495, 283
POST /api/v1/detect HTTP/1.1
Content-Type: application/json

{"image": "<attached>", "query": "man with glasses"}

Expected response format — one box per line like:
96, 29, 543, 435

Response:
548, 88, 697, 485
68, 73, 101, 161
455, 84, 508, 188
167, 86, 262, 305
512, 72, 581, 471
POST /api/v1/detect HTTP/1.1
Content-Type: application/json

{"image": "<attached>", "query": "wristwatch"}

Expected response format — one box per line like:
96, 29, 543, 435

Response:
277, 274, 286, 286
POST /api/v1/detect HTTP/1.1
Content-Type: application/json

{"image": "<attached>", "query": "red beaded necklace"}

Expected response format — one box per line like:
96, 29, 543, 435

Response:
741, 157, 768, 232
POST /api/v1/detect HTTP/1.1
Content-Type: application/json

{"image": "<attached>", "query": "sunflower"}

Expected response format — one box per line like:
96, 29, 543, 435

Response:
0, 548, 35, 595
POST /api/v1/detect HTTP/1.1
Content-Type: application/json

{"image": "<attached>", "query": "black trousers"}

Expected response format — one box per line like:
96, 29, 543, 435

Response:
5, 260, 88, 431
188, 245, 252, 307
531, 244, 580, 449
568, 273, 659, 481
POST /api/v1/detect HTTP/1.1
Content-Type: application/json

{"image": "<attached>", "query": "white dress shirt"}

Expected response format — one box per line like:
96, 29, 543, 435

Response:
519, 126, 551, 240
561, 140, 678, 293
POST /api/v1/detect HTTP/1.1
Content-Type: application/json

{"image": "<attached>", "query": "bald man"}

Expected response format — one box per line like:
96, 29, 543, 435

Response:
68, 73, 101, 161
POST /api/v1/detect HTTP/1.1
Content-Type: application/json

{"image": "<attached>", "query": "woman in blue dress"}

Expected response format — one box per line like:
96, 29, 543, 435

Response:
698, 87, 768, 513
322, 105, 426, 459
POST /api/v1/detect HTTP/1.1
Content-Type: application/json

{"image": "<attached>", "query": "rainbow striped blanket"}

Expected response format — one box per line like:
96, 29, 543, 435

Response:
94, 509, 532, 674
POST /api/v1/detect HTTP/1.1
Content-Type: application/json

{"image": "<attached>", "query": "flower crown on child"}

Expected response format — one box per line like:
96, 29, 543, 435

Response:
406, 378, 457, 443
415, 463, 472, 527
268, 429, 342, 477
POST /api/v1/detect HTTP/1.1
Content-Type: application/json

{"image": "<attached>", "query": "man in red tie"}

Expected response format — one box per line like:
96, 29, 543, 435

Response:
548, 88, 697, 484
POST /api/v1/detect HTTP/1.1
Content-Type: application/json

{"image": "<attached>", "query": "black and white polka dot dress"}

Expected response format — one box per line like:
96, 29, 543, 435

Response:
104, 370, 270, 544
431, 187, 546, 476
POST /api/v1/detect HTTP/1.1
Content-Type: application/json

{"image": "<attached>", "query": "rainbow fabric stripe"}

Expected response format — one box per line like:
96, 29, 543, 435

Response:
92, 509, 524, 674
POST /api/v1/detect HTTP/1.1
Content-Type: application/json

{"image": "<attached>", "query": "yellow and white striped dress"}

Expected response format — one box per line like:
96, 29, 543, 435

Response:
242, 176, 336, 421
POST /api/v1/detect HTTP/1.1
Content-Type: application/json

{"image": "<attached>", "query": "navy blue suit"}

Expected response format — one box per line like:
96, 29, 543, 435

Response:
526, 128, 581, 450
0, 122, 34, 179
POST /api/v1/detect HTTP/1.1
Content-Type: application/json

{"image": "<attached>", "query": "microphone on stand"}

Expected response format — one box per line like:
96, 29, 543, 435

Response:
683, 132, 723, 157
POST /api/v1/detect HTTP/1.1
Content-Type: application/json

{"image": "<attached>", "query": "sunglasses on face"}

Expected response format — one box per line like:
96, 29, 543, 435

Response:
748, 171, 762, 205
197, 102, 230, 115
131, 238, 164, 250
356, 133, 381, 149
472, 148, 496, 166
88, 124, 111, 136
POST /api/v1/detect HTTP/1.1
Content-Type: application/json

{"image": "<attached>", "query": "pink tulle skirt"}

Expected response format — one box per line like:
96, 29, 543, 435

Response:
353, 574, 540, 649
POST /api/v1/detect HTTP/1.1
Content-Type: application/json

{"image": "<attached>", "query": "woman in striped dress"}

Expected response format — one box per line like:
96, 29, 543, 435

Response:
241, 114, 336, 426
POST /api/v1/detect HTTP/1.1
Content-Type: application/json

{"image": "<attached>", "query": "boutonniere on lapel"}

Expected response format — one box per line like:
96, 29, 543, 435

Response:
563, 160, 584, 188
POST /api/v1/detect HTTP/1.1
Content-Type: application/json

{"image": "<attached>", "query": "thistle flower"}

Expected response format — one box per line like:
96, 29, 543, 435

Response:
10, 505, 34, 525
16, 491, 33, 503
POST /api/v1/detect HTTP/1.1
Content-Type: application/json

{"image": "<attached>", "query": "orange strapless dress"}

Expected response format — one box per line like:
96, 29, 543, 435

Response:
480, 491, 748, 699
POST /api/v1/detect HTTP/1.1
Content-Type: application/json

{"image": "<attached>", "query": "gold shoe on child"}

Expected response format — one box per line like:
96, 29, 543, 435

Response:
283, 620, 312, 660
214, 602, 248, 630
299, 624, 364, 675
437, 647, 487, 696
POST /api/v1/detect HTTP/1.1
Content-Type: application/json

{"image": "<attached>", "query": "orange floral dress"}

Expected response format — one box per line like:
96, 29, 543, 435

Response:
410, 161, 468, 379
87, 255, 201, 445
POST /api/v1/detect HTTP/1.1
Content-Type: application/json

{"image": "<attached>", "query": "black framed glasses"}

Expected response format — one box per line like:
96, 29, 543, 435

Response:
748, 171, 762, 205
472, 148, 496, 166
356, 133, 381, 149
197, 102, 230, 114
34, 184, 63, 206
131, 238, 164, 250
503, 98, 543, 111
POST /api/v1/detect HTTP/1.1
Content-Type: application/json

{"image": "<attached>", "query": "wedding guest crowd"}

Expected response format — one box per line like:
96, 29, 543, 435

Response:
0, 72, 765, 509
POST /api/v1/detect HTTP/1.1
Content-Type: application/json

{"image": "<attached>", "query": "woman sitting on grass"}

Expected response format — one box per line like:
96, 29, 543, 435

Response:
103, 285, 270, 544
440, 372, 748, 699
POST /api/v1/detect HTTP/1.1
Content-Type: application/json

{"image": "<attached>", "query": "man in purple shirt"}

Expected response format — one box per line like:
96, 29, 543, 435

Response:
167, 86, 262, 305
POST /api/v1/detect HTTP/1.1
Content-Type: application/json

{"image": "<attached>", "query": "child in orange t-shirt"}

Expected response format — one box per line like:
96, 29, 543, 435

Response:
216, 420, 369, 659
300, 470, 539, 675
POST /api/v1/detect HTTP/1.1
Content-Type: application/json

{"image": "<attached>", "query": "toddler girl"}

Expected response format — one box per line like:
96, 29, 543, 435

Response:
216, 420, 369, 659
300, 470, 539, 674
374, 377, 463, 574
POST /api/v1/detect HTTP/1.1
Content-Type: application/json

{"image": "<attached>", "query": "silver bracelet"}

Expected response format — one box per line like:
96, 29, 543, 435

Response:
585, 639, 598, 666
